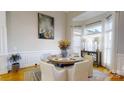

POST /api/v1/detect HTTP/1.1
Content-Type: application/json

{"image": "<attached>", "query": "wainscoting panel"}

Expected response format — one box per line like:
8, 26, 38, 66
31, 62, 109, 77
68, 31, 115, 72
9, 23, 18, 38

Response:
19, 52, 41, 68
117, 54, 124, 75
0, 55, 8, 74
9, 50, 60, 69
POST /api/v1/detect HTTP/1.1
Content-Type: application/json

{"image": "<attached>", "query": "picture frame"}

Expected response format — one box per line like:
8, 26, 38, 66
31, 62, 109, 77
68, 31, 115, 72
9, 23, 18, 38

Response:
38, 13, 54, 39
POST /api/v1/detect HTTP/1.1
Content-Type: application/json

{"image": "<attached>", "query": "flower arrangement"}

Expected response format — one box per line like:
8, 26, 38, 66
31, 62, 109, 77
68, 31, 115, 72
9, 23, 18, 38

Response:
58, 40, 71, 50
9, 53, 21, 64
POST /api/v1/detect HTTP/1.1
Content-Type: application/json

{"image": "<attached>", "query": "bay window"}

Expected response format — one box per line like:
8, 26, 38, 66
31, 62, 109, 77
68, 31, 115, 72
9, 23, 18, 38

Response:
71, 14, 113, 70
83, 21, 102, 51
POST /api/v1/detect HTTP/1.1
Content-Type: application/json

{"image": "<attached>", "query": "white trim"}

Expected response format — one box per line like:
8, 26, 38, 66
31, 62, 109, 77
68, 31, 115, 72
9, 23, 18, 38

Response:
0, 11, 8, 55
0, 12, 8, 75
0, 26, 3, 53
8, 50, 60, 54
117, 53, 124, 75
111, 12, 119, 73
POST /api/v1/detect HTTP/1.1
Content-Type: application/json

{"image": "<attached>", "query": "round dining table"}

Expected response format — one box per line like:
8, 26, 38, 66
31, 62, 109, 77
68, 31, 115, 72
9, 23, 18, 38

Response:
48, 57, 84, 66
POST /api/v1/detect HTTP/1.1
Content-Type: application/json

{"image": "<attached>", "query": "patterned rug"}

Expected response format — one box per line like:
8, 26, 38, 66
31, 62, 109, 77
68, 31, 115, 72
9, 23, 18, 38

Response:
24, 68, 109, 81
90, 70, 109, 81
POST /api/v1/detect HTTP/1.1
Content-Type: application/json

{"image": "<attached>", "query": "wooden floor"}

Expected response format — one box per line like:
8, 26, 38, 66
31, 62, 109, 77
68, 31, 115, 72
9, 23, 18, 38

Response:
0, 66, 37, 81
94, 66, 124, 81
0, 65, 124, 81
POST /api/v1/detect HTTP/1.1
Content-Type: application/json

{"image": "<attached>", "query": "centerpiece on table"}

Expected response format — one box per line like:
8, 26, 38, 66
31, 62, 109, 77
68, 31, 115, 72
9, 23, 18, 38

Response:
58, 40, 71, 58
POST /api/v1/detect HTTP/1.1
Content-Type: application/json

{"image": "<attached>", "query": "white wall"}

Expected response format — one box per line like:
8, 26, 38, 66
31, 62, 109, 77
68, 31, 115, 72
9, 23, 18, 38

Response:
116, 11, 124, 75
7, 11, 66, 52
117, 12, 124, 54
66, 12, 83, 40
0, 11, 8, 54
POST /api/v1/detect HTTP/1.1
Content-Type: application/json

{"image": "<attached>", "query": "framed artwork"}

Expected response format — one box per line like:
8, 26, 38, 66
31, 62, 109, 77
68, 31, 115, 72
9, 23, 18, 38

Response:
38, 13, 54, 39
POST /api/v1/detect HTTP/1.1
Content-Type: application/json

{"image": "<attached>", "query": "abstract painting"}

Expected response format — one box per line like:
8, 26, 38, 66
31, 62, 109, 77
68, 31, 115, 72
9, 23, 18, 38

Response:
38, 13, 54, 39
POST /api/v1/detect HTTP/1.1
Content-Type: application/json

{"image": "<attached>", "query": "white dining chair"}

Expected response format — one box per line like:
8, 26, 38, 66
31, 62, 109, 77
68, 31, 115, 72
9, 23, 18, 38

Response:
84, 55, 93, 77
42, 53, 51, 60
40, 61, 67, 81
67, 61, 89, 81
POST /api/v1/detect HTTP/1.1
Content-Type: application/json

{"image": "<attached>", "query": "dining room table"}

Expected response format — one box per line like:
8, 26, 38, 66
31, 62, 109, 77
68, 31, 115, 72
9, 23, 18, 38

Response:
47, 56, 84, 67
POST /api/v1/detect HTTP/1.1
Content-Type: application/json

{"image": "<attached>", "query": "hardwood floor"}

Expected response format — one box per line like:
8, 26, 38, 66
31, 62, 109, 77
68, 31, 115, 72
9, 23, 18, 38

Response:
0, 66, 37, 81
94, 66, 124, 81
0, 65, 124, 81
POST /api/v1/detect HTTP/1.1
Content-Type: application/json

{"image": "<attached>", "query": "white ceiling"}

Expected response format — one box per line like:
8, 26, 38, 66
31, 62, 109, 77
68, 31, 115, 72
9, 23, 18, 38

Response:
73, 11, 108, 21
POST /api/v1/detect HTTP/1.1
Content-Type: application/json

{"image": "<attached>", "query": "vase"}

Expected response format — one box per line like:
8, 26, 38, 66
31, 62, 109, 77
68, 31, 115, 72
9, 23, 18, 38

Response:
12, 63, 20, 72
61, 49, 68, 58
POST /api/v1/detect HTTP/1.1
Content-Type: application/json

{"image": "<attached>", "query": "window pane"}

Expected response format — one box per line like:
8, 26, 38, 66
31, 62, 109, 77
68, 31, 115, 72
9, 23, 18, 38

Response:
84, 25, 102, 35
83, 22, 102, 51
72, 28, 82, 54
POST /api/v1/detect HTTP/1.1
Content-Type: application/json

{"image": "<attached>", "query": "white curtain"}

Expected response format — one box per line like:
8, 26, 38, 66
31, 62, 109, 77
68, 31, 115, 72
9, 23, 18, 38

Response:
103, 15, 113, 69
72, 27, 82, 55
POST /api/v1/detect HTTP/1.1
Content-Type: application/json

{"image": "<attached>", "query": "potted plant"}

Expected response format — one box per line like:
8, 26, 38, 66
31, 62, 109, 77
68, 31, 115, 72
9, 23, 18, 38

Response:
58, 40, 71, 57
9, 53, 21, 72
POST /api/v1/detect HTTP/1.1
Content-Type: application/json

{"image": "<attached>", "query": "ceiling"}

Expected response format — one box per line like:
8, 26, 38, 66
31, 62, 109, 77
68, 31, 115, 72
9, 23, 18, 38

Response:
73, 11, 108, 21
